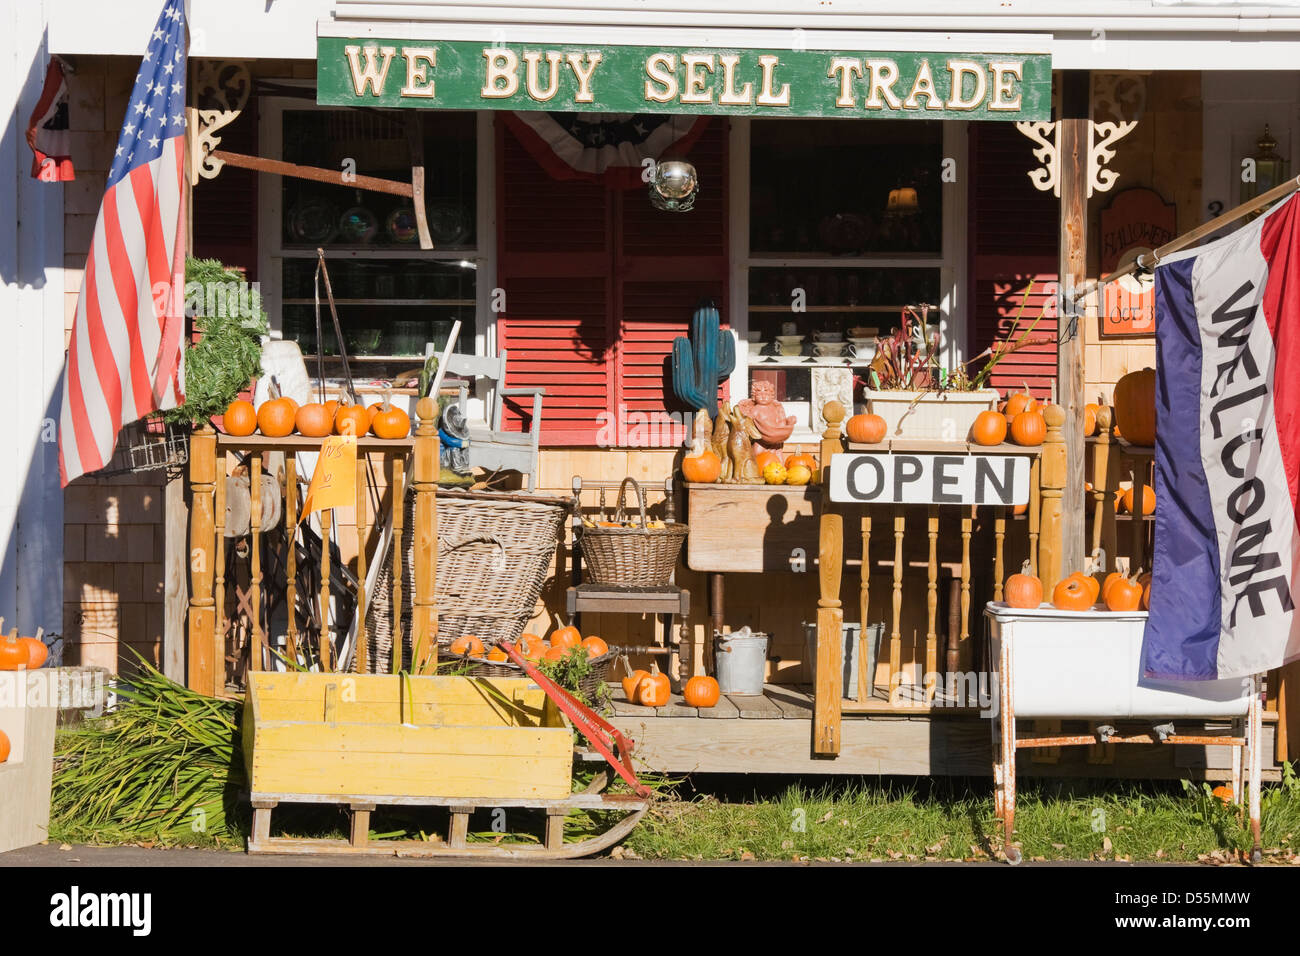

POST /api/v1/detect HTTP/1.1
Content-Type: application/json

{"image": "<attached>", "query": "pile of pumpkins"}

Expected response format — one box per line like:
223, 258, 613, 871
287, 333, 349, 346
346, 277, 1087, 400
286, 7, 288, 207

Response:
622, 663, 721, 710
679, 446, 818, 486
221, 391, 411, 441
449, 626, 608, 664
1004, 562, 1152, 613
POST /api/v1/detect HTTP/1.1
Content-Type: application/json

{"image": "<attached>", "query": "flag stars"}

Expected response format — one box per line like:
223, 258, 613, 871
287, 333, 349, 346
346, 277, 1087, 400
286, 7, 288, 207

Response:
143, 49, 152, 62
153, 28, 163, 40
133, 100, 145, 114
164, 62, 174, 75
148, 135, 160, 149
172, 113, 184, 126
171, 81, 182, 94
144, 105, 153, 118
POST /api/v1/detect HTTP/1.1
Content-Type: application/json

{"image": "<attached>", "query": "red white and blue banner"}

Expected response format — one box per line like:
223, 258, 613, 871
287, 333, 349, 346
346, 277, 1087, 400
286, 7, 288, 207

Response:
58, 1, 187, 486
1144, 193, 1300, 681
503, 111, 708, 187
27, 57, 75, 182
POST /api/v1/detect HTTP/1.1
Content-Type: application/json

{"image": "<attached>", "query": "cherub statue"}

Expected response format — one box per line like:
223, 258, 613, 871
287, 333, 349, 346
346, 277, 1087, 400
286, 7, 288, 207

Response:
735, 379, 796, 449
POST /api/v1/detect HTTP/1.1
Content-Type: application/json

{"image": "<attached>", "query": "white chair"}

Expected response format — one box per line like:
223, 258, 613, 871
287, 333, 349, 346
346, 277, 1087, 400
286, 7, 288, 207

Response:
441, 349, 545, 492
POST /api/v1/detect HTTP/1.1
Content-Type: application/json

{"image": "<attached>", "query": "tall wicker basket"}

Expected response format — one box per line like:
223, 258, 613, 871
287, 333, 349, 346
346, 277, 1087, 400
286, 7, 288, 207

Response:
359, 487, 571, 673
579, 477, 687, 588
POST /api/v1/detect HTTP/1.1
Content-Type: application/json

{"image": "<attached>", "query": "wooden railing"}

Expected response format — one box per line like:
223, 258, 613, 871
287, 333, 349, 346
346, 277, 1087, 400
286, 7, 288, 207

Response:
186, 398, 441, 697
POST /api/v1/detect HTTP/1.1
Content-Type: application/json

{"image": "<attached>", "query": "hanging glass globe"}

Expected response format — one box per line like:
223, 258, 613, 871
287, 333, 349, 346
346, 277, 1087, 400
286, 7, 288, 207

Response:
649, 159, 698, 212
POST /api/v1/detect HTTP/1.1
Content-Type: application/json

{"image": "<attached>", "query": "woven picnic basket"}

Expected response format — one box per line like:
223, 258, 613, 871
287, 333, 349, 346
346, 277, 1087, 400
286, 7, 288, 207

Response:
359, 486, 570, 673
579, 477, 687, 588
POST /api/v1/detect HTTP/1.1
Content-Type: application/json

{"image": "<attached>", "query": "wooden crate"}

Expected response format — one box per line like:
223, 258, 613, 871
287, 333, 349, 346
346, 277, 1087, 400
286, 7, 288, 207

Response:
243, 673, 574, 801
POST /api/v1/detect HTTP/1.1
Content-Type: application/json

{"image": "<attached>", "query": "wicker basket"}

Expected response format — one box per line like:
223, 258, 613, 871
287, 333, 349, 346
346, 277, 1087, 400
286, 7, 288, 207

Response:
580, 477, 687, 588
359, 487, 570, 673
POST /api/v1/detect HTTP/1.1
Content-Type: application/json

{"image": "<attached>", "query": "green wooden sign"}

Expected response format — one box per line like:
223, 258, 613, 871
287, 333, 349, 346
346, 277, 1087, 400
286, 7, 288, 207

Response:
317, 38, 1050, 120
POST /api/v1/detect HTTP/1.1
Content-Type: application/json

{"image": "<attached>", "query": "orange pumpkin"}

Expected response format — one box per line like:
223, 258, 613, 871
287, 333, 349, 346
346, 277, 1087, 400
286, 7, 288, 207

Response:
550, 626, 582, 651
1122, 484, 1156, 516
636, 663, 671, 707
295, 402, 334, 438
0, 728, 8, 763
1052, 576, 1095, 612
0, 632, 29, 670
334, 403, 372, 437
1009, 410, 1046, 446
1005, 563, 1043, 609
621, 668, 649, 704
1013, 501, 1028, 516
683, 446, 723, 483
784, 452, 816, 471
1105, 574, 1144, 612
1211, 784, 1234, 805
1139, 571, 1152, 611
1101, 571, 1126, 604
971, 409, 1008, 446
449, 635, 485, 657
486, 646, 510, 663
370, 394, 411, 440
222, 399, 257, 437
582, 635, 610, 659
754, 450, 783, 472
1084, 403, 1099, 437
1005, 388, 1036, 418
1113, 368, 1156, 446
19, 635, 47, 670
517, 634, 546, 662
256, 398, 297, 438
543, 645, 572, 662
846, 413, 888, 445
683, 675, 721, 708
1071, 570, 1101, 604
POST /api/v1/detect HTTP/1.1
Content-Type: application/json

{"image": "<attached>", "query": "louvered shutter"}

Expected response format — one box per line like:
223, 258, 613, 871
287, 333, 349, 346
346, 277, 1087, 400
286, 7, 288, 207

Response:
968, 122, 1058, 399
497, 117, 728, 445
193, 107, 258, 277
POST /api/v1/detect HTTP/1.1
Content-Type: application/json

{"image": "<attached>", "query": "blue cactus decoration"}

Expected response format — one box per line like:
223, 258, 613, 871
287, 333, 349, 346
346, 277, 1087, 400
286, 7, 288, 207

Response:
671, 302, 735, 420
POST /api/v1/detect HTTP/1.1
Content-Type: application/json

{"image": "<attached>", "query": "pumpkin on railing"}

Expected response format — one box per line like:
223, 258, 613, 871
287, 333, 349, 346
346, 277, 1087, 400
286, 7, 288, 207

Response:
1113, 367, 1156, 446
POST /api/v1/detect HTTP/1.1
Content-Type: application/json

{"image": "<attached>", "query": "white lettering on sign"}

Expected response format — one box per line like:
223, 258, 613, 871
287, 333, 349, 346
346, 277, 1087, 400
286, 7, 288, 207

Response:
827, 453, 1030, 506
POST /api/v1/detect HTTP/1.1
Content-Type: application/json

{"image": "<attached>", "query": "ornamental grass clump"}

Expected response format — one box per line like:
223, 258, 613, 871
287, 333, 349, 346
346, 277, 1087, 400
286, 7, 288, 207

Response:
50, 659, 246, 845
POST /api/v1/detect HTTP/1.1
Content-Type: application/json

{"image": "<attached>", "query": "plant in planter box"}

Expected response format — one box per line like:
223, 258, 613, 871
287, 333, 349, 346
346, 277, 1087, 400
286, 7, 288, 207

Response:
160, 257, 268, 428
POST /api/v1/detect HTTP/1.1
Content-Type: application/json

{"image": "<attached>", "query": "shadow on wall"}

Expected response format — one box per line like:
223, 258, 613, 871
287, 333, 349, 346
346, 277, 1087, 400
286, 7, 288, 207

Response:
0, 27, 64, 659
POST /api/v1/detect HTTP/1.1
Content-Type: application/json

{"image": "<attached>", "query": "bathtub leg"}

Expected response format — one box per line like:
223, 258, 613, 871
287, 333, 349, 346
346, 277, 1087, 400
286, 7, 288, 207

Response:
1248, 675, 1263, 864
1231, 716, 1244, 808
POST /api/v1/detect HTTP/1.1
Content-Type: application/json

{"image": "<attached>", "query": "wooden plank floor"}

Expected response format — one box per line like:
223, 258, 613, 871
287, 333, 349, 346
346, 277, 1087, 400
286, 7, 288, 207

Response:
608, 684, 1281, 781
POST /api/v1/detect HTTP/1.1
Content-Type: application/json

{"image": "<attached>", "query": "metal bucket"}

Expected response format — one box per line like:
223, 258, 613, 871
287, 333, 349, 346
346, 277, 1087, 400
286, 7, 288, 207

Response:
714, 630, 769, 696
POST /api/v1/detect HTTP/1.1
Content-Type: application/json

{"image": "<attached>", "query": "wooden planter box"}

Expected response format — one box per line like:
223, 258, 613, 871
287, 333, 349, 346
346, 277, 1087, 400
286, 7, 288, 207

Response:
864, 389, 999, 441
0, 671, 58, 853
243, 673, 574, 801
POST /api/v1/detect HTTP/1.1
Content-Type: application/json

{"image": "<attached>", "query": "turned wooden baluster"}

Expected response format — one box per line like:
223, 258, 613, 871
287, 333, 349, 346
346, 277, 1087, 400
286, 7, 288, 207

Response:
250, 453, 264, 671
355, 452, 369, 675
1129, 453, 1150, 574
926, 505, 939, 699
889, 507, 904, 694
412, 397, 440, 675
815, 400, 845, 755
1090, 406, 1118, 571
994, 505, 1007, 601
213, 452, 227, 686
284, 457, 298, 663
1038, 404, 1067, 591
960, 505, 974, 672
859, 515, 872, 702
1028, 456, 1041, 578
391, 456, 406, 675
319, 509, 333, 672
187, 426, 217, 695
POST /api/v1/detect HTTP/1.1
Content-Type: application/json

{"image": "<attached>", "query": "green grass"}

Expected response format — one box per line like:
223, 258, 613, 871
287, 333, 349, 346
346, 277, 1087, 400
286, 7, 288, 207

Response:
622, 771, 1300, 863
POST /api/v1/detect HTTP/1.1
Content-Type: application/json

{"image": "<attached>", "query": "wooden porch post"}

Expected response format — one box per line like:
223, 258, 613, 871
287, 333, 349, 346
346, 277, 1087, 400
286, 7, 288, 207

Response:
411, 397, 440, 674
1039, 405, 1067, 590
1057, 70, 1090, 579
814, 401, 846, 756
186, 426, 218, 695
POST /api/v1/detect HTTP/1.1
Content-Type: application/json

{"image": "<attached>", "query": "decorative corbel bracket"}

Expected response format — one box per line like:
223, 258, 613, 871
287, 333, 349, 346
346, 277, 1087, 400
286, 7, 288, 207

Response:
186, 60, 251, 185
1015, 117, 1138, 199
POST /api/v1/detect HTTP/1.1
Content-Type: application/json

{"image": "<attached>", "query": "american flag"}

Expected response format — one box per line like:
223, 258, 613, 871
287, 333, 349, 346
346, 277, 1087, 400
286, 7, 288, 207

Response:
59, 1, 188, 486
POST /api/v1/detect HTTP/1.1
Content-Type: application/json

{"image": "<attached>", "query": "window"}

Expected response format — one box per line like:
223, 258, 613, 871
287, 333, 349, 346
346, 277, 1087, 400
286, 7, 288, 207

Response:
737, 118, 958, 435
261, 101, 484, 382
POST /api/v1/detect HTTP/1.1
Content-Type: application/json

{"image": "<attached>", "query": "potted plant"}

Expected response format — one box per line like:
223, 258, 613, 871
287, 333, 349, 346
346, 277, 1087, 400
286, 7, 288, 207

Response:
859, 292, 1052, 441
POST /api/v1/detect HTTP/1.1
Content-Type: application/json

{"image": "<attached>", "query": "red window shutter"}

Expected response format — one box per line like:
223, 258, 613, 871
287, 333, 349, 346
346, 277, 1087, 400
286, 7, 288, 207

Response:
193, 107, 258, 279
497, 118, 728, 445
968, 123, 1058, 400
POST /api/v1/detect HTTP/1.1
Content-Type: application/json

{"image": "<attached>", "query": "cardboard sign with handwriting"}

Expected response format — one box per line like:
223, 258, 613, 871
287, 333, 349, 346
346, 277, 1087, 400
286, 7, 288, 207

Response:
300, 435, 356, 520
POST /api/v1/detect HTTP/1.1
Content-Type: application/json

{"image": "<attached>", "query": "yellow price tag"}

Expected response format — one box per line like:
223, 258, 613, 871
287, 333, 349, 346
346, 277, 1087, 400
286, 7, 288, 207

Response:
300, 435, 357, 520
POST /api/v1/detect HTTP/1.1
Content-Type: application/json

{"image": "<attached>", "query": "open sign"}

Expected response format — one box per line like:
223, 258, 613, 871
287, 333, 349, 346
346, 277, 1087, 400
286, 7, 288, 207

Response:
827, 453, 1030, 506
